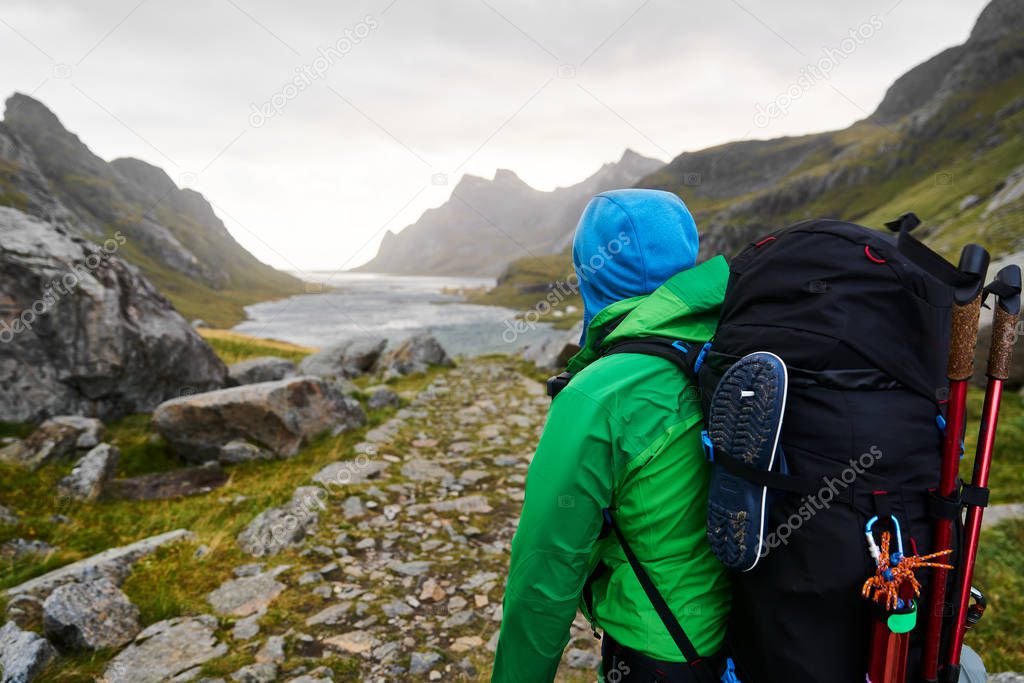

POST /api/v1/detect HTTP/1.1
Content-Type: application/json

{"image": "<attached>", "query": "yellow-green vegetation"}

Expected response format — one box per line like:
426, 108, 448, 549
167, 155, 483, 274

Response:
964, 387, 1024, 505
196, 328, 317, 365
109, 234, 305, 329
0, 366, 448, 682
968, 518, 1024, 671
466, 251, 583, 329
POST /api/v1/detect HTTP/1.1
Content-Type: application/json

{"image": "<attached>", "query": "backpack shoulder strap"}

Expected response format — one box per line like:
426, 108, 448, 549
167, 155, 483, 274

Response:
603, 508, 719, 683
602, 336, 706, 383
546, 337, 709, 398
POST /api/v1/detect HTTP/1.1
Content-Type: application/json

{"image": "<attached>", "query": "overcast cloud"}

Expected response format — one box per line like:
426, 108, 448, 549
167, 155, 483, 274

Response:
0, 0, 989, 271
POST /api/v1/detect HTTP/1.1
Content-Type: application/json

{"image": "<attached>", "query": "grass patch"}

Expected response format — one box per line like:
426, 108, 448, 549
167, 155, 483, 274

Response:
197, 328, 316, 365
963, 386, 1024, 504
967, 518, 1024, 672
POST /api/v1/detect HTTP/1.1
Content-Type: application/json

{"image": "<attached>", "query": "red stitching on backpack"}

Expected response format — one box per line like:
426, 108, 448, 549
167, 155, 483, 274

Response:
754, 236, 776, 248
865, 245, 887, 264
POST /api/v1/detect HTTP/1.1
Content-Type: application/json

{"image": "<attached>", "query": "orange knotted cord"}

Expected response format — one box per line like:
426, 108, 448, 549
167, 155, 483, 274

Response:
861, 531, 954, 611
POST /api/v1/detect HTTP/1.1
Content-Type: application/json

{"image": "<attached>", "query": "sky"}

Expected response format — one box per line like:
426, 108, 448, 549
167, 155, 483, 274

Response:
0, 0, 991, 272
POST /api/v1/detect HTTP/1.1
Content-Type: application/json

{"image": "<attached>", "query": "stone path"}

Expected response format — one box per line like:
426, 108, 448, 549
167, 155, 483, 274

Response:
188, 359, 599, 682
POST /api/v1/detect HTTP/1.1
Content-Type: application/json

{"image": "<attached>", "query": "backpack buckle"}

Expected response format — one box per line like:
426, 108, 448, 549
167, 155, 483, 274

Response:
701, 430, 714, 462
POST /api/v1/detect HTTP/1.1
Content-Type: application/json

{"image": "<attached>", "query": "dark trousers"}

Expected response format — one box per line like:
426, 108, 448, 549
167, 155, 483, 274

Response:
601, 633, 706, 683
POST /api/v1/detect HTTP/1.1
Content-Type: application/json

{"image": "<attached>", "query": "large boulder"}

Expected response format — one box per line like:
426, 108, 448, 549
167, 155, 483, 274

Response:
298, 337, 387, 379
377, 333, 453, 376
227, 357, 297, 386
520, 320, 583, 371
0, 208, 226, 422
152, 376, 367, 463
0, 416, 104, 470
0, 621, 56, 682
57, 443, 120, 501
4, 530, 193, 616
42, 578, 140, 650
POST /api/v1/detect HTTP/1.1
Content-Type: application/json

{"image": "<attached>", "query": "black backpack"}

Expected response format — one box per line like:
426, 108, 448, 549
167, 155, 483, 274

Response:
696, 217, 966, 683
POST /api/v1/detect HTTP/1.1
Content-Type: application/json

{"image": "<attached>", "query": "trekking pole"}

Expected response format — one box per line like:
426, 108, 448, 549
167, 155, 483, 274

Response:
941, 264, 1022, 683
920, 244, 989, 683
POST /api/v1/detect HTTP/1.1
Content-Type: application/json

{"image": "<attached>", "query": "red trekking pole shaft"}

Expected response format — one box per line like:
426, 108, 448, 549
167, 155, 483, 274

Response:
942, 265, 1021, 682
920, 245, 989, 683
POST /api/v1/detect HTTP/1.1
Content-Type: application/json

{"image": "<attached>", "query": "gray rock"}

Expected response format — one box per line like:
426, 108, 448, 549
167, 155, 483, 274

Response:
228, 357, 297, 386
0, 208, 226, 423
377, 334, 453, 376
520, 320, 583, 371
991, 675, 1024, 683
366, 386, 400, 410
312, 459, 389, 488
230, 663, 277, 683
0, 416, 105, 470
0, 538, 56, 561
341, 496, 365, 519
401, 459, 453, 484
984, 164, 1024, 217
5, 529, 194, 605
441, 609, 475, 628
408, 495, 493, 515
207, 568, 287, 617
985, 503, 1024, 528
43, 578, 140, 650
232, 614, 261, 640
305, 602, 352, 626
409, 650, 442, 675
0, 505, 17, 526
381, 599, 413, 617
388, 560, 431, 577
103, 615, 228, 683
237, 487, 325, 557
299, 337, 387, 379
566, 647, 600, 669
57, 443, 120, 501
256, 634, 286, 663
153, 376, 366, 462
958, 194, 981, 211
0, 620, 56, 683
219, 440, 274, 464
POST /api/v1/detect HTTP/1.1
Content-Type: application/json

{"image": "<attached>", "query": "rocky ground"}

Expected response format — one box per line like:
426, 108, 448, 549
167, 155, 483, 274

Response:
1, 357, 601, 682
192, 358, 600, 682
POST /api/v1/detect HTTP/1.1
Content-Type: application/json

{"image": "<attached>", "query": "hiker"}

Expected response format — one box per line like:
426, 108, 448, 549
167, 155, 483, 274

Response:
492, 189, 731, 682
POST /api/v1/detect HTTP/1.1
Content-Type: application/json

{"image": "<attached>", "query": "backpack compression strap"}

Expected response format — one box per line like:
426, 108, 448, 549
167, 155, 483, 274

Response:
603, 508, 719, 683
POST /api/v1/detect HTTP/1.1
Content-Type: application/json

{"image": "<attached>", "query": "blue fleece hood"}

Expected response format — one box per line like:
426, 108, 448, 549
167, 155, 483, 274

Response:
572, 189, 700, 342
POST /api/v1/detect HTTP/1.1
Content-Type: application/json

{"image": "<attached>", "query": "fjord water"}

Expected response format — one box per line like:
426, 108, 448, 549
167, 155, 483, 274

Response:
232, 272, 556, 356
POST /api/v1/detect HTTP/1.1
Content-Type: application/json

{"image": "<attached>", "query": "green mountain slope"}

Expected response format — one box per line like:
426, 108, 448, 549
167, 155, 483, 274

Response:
486, 0, 1024, 313
0, 94, 303, 327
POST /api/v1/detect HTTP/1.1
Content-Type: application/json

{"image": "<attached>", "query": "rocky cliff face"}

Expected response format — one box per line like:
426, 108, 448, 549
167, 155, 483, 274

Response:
0, 94, 303, 326
0, 207, 226, 422
356, 149, 663, 277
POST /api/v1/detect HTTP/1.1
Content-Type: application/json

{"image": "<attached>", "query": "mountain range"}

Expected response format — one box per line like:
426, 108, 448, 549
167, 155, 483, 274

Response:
0, 94, 304, 327
355, 149, 663, 277
376, 0, 1024, 286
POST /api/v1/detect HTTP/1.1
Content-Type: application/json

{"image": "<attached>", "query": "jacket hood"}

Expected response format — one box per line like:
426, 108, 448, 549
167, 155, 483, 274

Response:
572, 189, 700, 343
567, 255, 729, 374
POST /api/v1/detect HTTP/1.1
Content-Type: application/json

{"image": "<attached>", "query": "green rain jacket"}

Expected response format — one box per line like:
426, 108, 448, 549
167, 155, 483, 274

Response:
492, 256, 732, 682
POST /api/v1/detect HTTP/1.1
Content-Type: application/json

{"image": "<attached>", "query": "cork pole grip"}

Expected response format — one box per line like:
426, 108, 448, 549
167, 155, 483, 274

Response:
948, 295, 984, 381
988, 306, 1019, 381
